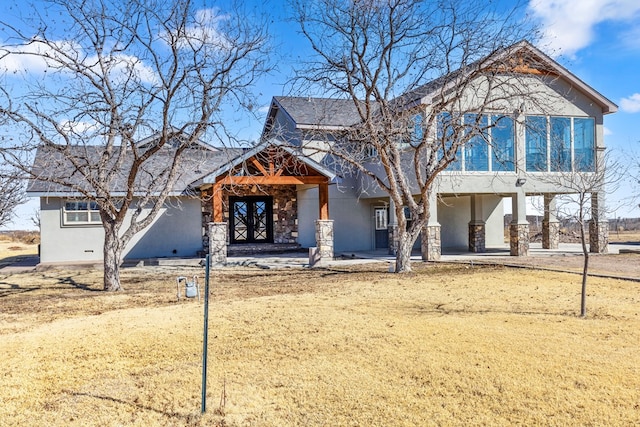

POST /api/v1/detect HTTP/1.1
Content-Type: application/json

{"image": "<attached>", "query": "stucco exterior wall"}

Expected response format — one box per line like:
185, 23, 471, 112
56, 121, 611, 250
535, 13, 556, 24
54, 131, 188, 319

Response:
39, 197, 203, 263
298, 183, 371, 252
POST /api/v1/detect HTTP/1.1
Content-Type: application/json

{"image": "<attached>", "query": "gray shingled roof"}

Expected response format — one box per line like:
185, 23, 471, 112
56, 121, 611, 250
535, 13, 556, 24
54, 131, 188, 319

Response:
273, 96, 365, 128
26, 145, 244, 195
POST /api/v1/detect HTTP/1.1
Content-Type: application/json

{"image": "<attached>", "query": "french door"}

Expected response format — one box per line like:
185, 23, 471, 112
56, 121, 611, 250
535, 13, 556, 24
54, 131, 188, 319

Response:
229, 196, 273, 244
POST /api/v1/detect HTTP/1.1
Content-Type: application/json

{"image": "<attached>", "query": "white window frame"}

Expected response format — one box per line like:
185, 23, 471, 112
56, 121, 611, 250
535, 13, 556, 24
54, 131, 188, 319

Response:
63, 199, 101, 226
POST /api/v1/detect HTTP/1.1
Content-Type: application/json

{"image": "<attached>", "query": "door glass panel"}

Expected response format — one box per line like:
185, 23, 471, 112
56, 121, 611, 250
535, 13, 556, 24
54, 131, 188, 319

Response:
253, 201, 267, 240
233, 201, 248, 241
375, 208, 388, 230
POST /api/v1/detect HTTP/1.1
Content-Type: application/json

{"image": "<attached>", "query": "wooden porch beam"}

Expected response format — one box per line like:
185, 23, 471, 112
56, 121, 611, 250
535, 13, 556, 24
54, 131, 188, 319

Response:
213, 183, 223, 222
217, 175, 328, 186
250, 158, 270, 177
319, 182, 329, 220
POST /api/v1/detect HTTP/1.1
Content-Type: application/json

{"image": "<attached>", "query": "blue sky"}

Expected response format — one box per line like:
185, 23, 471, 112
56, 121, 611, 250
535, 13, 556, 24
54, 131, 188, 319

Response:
2, 0, 640, 229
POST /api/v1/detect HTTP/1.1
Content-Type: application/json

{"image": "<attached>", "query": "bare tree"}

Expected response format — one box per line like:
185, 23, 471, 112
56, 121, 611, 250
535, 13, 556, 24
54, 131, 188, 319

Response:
0, 169, 26, 228
0, 0, 272, 290
537, 151, 624, 317
289, 0, 546, 272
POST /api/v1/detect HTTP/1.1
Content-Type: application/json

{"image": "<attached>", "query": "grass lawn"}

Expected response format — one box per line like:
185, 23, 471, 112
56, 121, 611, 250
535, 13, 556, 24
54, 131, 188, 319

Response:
1, 260, 639, 426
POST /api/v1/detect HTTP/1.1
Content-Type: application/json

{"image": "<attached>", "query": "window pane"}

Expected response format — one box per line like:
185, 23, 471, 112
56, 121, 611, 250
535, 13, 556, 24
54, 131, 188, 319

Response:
525, 116, 547, 171
464, 114, 489, 171
65, 201, 79, 211
90, 212, 101, 222
550, 117, 571, 172
491, 116, 514, 171
66, 212, 89, 222
410, 114, 423, 146
437, 112, 461, 171
574, 117, 595, 172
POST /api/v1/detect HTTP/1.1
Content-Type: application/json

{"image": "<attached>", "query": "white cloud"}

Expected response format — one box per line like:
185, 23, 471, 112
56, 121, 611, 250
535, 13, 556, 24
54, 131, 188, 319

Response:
528, 0, 640, 57
603, 126, 613, 136
0, 38, 158, 85
620, 93, 640, 113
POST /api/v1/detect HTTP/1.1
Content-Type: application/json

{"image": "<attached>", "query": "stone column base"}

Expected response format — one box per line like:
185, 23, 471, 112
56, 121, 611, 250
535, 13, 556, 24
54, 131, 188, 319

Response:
542, 220, 560, 249
388, 224, 399, 255
314, 220, 334, 266
421, 225, 441, 261
209, 222, 228, 266
468, 221, 486, 253
589, 220, 609, 254
509, 223, 529, 256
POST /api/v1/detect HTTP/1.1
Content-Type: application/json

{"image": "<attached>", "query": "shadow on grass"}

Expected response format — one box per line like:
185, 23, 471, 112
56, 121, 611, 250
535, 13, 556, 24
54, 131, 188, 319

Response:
0, 281, 41, 298
65, 391, 204, 423
56, 276, 102, 292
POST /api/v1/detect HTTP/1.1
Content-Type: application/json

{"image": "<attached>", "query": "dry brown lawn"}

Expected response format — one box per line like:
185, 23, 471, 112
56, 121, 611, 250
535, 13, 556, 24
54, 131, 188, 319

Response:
1, 260, 639, 427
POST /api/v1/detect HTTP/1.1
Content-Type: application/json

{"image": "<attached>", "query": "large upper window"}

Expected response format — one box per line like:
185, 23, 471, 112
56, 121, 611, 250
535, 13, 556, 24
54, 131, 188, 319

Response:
63, 200, 101, 225
491, 116, 514, 172
437, 112, 461, 171
574, 117, 595, 172
525, 116, 595, 172
439, 113, 514, 172
525, 116, 547, 171
550, 117, 571, 172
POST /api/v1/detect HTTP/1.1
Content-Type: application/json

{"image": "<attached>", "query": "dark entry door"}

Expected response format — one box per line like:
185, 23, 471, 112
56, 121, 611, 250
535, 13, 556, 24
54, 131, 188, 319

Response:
230, 196, 273, 244
374, 206, 389, 249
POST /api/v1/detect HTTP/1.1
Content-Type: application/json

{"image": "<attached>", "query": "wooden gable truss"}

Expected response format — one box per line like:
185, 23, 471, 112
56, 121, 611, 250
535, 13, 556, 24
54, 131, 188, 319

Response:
210, 147, 330, 223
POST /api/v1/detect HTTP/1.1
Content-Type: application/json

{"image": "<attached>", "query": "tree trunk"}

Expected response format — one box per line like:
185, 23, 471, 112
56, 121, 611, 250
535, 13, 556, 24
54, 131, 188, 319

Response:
103, 224, 123, 292
579, 220, 588, 317
395, 232, 414, 273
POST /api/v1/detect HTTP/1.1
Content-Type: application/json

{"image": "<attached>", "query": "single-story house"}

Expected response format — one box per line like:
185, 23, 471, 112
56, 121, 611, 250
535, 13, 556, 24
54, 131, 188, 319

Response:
27, 40, 617, 265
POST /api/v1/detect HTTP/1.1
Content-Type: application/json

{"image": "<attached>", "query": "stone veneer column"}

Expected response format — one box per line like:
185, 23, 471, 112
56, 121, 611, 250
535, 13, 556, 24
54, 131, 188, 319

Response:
542, 221, 560, 249
542, 194, 559, 249
510, 223, 530, 256
468, 195, 485, 253
314, 219, 334, 264
388, 224, 399, 255
510, 189, 529, 256
208, 222, 227, 266
589, 192, 608, 254
421, 225, 441, 261
468, 221, 486, 253
589, 220, 609, 253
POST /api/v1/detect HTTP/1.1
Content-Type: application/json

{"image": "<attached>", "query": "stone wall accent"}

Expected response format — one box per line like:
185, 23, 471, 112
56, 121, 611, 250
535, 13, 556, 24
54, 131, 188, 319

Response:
388, 224, 399, 255
209, 222, 227, 266
200, 189, 213, 255
509, 223, 529, 256
314, 219, 334, 265
542, 220, 560, 249
468, 221, 486, 253
421, 225, 441, 261
589, 220, 609, 254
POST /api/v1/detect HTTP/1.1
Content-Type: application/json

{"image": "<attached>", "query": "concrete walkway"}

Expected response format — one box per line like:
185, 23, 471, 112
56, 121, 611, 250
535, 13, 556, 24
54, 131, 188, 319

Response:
3, 242, 638, 274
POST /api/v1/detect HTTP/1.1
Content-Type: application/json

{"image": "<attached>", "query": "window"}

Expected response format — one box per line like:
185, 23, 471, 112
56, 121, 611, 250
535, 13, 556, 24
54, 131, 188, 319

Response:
574, 117, 595, 171
525, 116, 548, 172
437, 112, 461, 171
464, 114, 489, 171
491, 115, 515, 172
63, 200, 101, 225
526, 116, 595, 172
550, 117, 571, 172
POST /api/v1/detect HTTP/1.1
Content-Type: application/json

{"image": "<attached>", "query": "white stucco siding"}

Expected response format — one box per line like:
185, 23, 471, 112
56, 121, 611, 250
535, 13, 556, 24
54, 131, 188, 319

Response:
40, 198, 105, 263
298, 183, 371, 252
123, 198, 203, 259
39, 197, 203, 263
438, 196, 471, 249
482, 195, 506, 247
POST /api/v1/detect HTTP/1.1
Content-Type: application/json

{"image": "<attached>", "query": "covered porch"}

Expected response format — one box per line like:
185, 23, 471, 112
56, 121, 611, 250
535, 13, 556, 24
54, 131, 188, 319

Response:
198, 141, 337, 266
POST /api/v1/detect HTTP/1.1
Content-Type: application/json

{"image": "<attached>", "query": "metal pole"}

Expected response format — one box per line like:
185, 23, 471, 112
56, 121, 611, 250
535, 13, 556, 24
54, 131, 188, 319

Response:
201, 254, 210, 413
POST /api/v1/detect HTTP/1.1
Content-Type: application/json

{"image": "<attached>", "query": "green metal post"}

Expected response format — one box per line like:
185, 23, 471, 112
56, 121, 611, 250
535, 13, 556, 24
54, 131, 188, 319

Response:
201, 254, 210, 413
